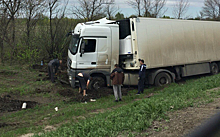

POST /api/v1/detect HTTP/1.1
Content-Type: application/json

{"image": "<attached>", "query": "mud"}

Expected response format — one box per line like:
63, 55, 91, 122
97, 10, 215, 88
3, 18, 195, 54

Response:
32, 64, 48, 73
35, 68, 132, 103
0, 70, 18, 75
0, 122, 20, 128
35, 88, 51, 94
59, 87, 131, 103
0, 95, 38, 113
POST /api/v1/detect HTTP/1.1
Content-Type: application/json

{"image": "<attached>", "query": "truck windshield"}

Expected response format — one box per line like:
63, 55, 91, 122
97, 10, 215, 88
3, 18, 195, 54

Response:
69, 35, 79, 55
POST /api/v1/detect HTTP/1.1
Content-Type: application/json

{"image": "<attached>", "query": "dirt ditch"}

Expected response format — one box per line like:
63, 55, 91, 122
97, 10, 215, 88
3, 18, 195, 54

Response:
34, 67, 133, 103
0, 95, 38, 113
0, 70, 19, 75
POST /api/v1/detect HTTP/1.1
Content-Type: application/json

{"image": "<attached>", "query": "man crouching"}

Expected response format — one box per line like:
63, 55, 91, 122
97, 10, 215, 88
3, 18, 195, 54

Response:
110, 64, 124, 102
77, 72, 91, 96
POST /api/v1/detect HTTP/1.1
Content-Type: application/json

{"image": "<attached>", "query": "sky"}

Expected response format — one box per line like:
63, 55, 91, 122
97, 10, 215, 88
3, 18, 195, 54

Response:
64, 0, 205, 18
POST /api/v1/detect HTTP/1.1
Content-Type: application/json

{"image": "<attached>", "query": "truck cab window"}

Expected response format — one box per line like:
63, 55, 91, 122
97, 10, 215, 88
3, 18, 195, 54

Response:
81, 39, 96, 53
69, 35, 79, 55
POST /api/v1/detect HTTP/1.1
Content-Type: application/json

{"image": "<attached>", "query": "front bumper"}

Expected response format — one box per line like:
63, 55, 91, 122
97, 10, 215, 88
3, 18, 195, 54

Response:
67, 69, 79, 88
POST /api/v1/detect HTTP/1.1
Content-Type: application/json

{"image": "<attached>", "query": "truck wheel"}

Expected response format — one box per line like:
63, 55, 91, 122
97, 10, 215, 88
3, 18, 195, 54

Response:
210, 63, 219, 75
155, 72, 171, 86
89, 77, 105, 90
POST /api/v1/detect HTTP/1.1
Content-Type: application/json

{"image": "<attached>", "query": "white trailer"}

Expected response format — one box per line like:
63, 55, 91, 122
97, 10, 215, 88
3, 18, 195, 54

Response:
67, 17, 220, 88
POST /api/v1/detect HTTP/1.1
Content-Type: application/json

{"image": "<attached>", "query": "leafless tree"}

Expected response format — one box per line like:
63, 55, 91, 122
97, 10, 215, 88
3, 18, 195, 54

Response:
72, 0, 109, 21
151, 0, 167, 18
104, 0, 119, 20
172, 0, 190, 19
143, 0, 153, 17
0, 2, 10, 65
21, 0, 46, 49
196, 11, 205, 20
202, 0, 220, 20
2, 0, 21, 64
127, 0, 142, 17
46, 0, 69, 58
127, 0, 167, 17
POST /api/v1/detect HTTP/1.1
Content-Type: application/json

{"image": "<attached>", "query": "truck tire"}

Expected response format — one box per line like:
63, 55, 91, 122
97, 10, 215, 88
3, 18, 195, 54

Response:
155, 72, 171, 86
210, 63, 219, 75
89, 77, 105, 90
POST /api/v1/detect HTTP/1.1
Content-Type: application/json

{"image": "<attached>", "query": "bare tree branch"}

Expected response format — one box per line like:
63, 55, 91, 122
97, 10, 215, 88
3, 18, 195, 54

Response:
202, 0, 220, 20
104, 0, 119, 19
127, 0, 167, 17
21, 0, 46, 49
2, 0, 21, 64
72, 0, 108, 21
127, 0, 142, 17
151, 0, 167, 18
172, 0, 190, 19
143, 0, 153, 17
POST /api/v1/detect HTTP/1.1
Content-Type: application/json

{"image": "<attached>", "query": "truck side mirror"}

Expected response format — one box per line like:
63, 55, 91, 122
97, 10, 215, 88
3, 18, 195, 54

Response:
66, 31, 73, 37
80, 41, 85, 57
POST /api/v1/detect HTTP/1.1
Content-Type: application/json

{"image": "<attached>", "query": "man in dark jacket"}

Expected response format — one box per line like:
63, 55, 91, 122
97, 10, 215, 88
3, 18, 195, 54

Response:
110, 64, 125, 102
48, 59, 62, 83
77, 72, 91, 96
137, 59, 146, 95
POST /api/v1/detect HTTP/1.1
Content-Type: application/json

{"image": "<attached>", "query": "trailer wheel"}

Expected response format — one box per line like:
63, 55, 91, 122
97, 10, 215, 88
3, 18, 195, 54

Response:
89, 77, 105, 90
210, 63, 219, 75
155, 72, 171, 86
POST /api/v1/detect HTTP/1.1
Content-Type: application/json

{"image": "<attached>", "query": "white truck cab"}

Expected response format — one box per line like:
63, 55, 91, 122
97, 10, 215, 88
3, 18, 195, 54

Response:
67, 18, 119, 88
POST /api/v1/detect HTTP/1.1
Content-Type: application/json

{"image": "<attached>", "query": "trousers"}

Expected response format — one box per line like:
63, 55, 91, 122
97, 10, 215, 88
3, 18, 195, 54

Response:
48, 65, 55, 83
77, 76, 87, 90
113, 85, 122, 100
138, 77, 145, 93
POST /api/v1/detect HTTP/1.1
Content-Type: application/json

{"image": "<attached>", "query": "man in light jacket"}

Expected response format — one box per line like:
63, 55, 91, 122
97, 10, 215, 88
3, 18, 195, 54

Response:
110, 64, 125, 102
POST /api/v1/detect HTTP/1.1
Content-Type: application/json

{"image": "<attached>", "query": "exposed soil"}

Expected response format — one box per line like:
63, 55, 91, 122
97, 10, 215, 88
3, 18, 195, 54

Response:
32, 64, 48, 73
32, 63, 132, 103
0, 95, 38, 114
0, 66, 132, 114
58, 87, 130, 103
146, 98, 220, 137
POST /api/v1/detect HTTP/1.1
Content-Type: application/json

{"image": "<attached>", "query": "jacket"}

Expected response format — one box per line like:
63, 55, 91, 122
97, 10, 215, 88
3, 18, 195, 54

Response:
110, 67, 125, 85
82, 72, 90, 82
48, 59, 60, 72
139, 64, 146, 78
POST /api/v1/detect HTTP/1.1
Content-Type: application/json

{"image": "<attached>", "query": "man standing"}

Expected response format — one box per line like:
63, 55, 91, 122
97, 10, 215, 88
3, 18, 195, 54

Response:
48, 59, 62, 83
110, 64, 124, 102
77, 72, 91, 96
137, 59, 146, 95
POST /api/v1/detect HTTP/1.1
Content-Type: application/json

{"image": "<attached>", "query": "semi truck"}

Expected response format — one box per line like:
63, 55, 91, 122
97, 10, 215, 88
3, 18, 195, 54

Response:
67, 17, 220, 89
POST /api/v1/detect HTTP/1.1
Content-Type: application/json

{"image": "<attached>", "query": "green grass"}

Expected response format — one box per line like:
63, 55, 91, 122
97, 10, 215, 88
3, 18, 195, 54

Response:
0, 65, 45, 94
35, 74, 220, 137
1, 64, 220, 137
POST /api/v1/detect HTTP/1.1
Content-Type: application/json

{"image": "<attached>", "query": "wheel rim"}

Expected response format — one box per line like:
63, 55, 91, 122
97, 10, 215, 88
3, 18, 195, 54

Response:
212, 65, 218, 74
93, 81, 101, 89
159, 77, 168, 85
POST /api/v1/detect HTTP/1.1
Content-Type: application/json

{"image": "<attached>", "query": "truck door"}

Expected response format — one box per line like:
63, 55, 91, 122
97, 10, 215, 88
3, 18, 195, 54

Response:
96, 38, 111, 70
76, 38, 97, 69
